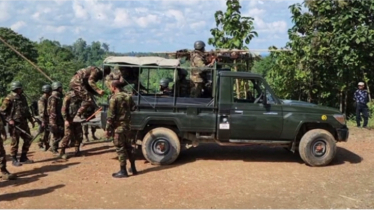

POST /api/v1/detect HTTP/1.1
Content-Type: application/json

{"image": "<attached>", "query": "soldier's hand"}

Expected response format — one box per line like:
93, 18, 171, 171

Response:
65, 120, 69, 127
97, 89, 104, 96
9, 120, 14, 125
1, 131, 7, 140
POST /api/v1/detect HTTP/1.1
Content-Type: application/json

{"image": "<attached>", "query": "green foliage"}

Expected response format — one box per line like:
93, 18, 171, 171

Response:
0, 27, 38, 96
208, 0, 258, 49
266, 0, 374, 117
251, 55, 275, 77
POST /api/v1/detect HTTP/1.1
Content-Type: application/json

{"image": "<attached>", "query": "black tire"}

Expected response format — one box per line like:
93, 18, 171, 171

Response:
299, 129, 337, 167
141, 127, 181, 165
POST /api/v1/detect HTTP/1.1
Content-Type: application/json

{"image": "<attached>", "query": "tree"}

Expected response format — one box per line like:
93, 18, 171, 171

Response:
267, 0, 374, 115
0, 27, 38, 97
208, 0, 258, 97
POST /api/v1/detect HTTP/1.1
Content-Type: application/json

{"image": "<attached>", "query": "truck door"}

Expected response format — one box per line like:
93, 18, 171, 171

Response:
229, 77, 283, 140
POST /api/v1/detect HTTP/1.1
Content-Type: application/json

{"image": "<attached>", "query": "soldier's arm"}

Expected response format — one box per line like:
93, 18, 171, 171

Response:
38, 99, 46, 123
129, 95, 136, 111
0, 98, 12, 121
61, 96, 70, 122
48, 97, 57, 125
88, 69, 102, 93
106, 97, 116, 130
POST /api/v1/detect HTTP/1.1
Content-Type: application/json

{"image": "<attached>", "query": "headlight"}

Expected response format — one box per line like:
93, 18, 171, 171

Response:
333, 114, 346, 125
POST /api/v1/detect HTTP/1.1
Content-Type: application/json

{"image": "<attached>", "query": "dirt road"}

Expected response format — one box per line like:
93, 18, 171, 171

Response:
1, 127, 373, 208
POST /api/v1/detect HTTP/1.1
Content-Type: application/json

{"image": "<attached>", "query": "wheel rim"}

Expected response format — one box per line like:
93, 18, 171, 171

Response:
151, 138, 170, 155
311, 139, 327, 157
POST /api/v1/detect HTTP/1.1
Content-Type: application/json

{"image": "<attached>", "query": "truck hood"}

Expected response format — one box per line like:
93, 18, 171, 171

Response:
280, 99, 342, 114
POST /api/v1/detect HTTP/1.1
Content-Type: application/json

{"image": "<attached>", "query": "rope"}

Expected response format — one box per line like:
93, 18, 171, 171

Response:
0, 36, 53, 82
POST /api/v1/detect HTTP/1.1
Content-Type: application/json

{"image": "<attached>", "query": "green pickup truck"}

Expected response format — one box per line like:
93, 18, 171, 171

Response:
98, 56, 349, 167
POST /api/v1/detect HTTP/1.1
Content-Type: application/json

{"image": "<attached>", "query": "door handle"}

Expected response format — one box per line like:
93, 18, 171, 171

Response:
234, 110, 243, 114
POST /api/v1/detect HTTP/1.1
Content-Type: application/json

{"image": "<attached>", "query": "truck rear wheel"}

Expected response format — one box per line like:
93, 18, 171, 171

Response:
142, 127, 181, 165
299, 129, 337, 167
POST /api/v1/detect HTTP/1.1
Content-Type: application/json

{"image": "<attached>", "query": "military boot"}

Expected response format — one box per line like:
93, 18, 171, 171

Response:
20, 153, 34, 164
44, 143, 50, 152
38, 143, 44, 151
112, 165, 129, 178
12, 156, 22, 167
74, 146, 82, 157
128, 161, 138, 175
92, 133, 99, 141
85, 134, 90, 142
58, 147, 68, 160
0, 168, 17, 180
51, 142, 59, 156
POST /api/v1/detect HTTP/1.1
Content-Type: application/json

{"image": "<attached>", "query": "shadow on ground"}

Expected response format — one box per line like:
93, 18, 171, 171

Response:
0, 184, 65, 202
137, 143, 363, 175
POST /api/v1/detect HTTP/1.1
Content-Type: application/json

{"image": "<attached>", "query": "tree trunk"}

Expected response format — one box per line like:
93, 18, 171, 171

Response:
234, 60, 240, 97
339, 91, 343, 113
344, 90, 348, 115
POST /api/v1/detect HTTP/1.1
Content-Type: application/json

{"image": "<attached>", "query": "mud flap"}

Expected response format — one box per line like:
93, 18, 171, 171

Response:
100, 111, 107, 131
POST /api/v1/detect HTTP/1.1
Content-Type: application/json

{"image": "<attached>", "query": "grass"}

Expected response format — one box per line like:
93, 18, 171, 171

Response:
347, 116, 374, 128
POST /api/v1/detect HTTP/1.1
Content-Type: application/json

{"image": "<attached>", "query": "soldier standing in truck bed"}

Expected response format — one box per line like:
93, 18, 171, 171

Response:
0, 81, 35, 167
172, 68, 191, 97
69, 66, 110, 122
190, 41, 216, 98
37, 84, 52, 151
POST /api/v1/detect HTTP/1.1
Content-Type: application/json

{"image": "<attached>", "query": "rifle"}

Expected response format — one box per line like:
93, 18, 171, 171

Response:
4, 119, 34, 139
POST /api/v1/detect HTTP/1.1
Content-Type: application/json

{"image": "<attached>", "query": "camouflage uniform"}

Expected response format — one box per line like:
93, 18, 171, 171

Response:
59, 91, 84, 159
47, 90, 64, 154
190, 50, 209, 98
82, 104, 99, 142
38, 93, 51, 150
0, 88, 34, 166
172, 69, 192, 97
69, 66, 103, 118
105, 66, 124, 90
0, 115, 16, 180
106, 90, 137, 178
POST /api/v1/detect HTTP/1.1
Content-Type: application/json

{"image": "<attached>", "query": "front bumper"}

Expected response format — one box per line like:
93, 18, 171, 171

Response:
336, 125, 349, 142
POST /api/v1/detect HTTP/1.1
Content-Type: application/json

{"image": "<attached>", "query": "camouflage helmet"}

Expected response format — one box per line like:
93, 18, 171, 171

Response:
194, 40, 206, 50
51, 81, 62, 90
178, 68, 188, 77
10, 81, 22, 91
159, 78, 169, 87
42, 84, 52, 93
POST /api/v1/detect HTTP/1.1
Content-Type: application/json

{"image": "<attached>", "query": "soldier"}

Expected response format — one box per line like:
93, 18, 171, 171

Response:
83, 104, 99, 142
47, 82, 64, 155
172, 68, 191, 97
0, 81, 35, 166
106, 81, 137, 178
37, 84, 52, 151
59, 91, 84, 159
190, 40, 216, 98
158, 78, 171, 95
0, 113, 17, 180
69, 66, 110, 122
105, 65, 147, 95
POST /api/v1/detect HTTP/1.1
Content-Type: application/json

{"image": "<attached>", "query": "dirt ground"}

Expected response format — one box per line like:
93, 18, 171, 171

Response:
0, 126, 373, 209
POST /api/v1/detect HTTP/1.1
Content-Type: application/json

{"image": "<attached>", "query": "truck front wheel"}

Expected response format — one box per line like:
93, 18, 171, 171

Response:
142, 127, 181, 165
298, 129, 337, 167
